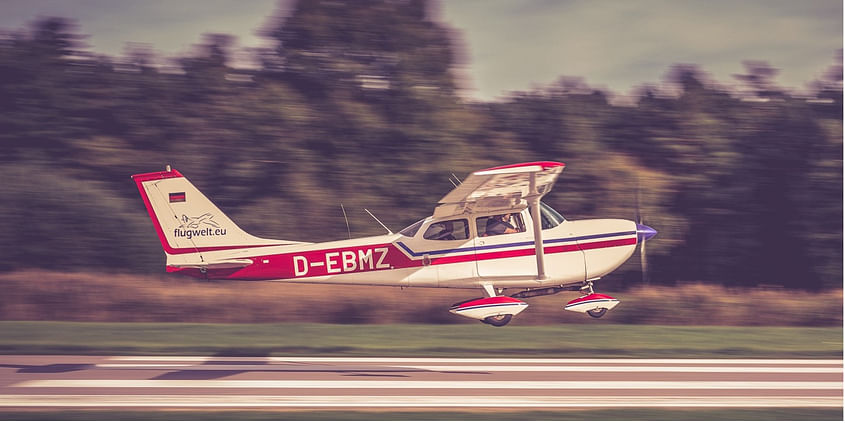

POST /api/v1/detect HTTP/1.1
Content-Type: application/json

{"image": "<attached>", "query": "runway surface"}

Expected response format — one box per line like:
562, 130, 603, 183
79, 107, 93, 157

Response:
0, 356, 841, 409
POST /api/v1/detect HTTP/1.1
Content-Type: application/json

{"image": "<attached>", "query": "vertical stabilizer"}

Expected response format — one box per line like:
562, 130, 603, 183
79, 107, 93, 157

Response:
131, 168, 293, 255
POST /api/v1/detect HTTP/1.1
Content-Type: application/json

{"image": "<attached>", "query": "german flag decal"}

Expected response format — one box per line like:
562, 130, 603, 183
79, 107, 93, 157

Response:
169, 192, 186, 203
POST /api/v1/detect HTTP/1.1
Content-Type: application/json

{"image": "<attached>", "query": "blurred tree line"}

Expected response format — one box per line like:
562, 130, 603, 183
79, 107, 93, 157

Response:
0, 0, 841, 290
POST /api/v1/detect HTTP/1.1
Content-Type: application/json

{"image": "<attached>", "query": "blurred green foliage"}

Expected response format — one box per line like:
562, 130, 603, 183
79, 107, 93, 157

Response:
1, 270, 840, 326
0, 1, 841, 290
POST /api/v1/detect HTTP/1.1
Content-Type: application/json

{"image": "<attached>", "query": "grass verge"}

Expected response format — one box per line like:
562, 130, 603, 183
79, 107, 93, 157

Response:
0, 321, 840, 357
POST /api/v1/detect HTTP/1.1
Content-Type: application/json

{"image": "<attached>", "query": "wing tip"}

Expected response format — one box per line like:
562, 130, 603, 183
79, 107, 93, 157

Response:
131, 169, 185, 182
475, 161, 565, 175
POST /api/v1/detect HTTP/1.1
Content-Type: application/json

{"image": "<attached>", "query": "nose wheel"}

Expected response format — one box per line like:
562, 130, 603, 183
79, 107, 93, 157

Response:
564, 281, 620, 318
580, 282, 608, 318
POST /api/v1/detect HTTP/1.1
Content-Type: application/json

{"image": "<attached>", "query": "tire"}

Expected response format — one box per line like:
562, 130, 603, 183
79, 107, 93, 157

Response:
483, 314, 513, 327
587, 308, 607, 318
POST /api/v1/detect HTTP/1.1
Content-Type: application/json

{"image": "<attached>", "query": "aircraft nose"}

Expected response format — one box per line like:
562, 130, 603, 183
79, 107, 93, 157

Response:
636, 224, 657, 242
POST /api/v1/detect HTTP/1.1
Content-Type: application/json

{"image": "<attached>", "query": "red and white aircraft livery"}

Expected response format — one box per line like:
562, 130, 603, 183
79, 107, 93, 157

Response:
132, 161, 656, 326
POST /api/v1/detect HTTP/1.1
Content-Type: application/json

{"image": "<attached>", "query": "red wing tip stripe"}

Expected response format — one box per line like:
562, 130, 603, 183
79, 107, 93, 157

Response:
479, 161, 565, 172
131, 169, 184, 182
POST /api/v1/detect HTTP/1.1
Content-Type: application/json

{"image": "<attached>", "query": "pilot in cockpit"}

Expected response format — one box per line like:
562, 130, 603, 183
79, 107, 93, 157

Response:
435, 221, 456, 240
485, 213, 518, 236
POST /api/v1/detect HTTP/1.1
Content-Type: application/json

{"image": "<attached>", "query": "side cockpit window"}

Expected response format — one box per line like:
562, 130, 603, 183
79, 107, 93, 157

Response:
423, 219, 469, 241
477, 213, 525, 237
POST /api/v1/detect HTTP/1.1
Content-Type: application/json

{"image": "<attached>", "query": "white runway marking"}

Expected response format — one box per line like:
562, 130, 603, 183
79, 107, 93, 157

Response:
96, 357, 844, 373
413, 365, 843, 373
97, 364, 193, 368
109, 356, 844, 365
3, 356, 841, 409
0, 395, 841, 408
16, 379, 842, 390
95, 363, 844, 373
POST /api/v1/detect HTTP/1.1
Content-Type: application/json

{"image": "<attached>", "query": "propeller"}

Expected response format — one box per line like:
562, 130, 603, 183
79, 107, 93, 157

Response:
635, 180, 657, 284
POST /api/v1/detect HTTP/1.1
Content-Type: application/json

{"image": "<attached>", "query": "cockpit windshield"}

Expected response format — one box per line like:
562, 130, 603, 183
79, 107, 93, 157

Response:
399, 218, 425, 237
540, 202, 566, 229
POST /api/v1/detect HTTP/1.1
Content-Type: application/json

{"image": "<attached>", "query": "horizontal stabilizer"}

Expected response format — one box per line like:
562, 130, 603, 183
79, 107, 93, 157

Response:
167, 258, 254, 270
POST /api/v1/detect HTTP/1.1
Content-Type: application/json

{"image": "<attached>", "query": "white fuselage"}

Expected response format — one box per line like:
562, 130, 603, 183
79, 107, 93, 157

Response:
170, 208, 638, 291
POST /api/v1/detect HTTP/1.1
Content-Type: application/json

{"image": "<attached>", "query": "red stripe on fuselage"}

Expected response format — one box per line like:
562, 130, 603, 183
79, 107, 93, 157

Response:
185, 236, 637, 281
474, 247, 537, 261
219, 243, 414, 280
578, 237, 638, 250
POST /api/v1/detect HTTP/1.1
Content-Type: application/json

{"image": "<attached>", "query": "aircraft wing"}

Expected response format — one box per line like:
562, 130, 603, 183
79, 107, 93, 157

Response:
434, 161, 565, 218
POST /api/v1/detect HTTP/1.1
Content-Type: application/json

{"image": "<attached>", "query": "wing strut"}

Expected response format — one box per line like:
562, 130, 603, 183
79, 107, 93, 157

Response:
528, 172, 547, 280
435, 161, 565, 280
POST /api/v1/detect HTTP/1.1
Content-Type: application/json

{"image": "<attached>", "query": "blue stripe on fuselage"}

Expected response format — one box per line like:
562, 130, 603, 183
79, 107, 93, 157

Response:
396, 230, 636, 257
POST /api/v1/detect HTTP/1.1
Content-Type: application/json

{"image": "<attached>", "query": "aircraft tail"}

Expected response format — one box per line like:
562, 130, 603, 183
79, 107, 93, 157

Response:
131, 167, 293, 256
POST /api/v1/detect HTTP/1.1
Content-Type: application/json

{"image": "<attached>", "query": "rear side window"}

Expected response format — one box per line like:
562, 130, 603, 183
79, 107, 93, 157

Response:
423, 219, 469, 241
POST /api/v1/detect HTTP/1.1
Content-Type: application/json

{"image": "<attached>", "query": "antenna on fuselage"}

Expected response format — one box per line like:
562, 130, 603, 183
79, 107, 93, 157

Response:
448, 172, 463, 188
364, 208, 393, 234
341, 203, 351, 239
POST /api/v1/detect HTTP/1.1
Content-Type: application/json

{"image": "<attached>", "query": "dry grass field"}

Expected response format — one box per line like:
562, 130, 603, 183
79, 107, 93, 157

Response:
1, 270, 841, 326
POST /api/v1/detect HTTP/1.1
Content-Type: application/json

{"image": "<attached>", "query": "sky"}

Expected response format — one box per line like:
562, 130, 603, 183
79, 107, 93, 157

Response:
0, 0, 841, 101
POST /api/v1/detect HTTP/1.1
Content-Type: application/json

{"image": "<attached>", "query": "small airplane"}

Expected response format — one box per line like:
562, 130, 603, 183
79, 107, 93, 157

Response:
132, 161, 656, 326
